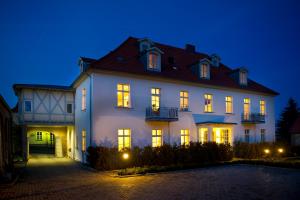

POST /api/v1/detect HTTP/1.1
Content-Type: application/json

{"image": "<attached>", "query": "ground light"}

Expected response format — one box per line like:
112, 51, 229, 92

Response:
278, 148, 284, 153
122, 153, 129, 160
264, 149, 270, 154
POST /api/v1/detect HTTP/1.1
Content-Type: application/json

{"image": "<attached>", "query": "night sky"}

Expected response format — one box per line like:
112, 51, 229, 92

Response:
1, 0, 299, 118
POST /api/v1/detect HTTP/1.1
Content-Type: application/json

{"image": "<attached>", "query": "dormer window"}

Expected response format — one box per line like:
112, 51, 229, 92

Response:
198, 58, 210, 79
148, 52, 158, 69
200, 63, 209, 78
239, 70, 248, 85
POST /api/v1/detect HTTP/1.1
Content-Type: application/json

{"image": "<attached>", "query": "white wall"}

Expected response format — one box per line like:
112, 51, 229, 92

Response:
74, 76, 92, 161
18, 89, 74, 124
89, 72, 276, 149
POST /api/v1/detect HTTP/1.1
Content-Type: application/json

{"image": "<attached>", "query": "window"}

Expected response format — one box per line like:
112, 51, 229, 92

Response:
225, 96, 233, 113
204, 94, 213, 112
223, 129, 229, 144
200, 63, 209, 79
24, 100, 32, 113
36, 132, 42, 141
151, 88, 160, 111
50, 133, 54, 144
117, 84, 130, 108
243, 98, 251, 120
180, 129, 190, 146
261, 129, 266, 142
180, 91, 189, 111
67, 103, 73, 114
148, 52, 158, 69
199, 128, 208, 143
260, 100, 266, 115
118, 129, 131, 151
245, 129, 250, 143
82, 88, 86, 111
240, 71, 247, 85
82, 130, 86, 152
152, 129, 163, 147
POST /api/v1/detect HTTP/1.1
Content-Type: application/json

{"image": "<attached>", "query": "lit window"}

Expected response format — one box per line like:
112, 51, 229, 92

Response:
82, 130, 86, 152
151, 88, 160, 111
180, 129, 190, 146
24, 100, 32, 113
200, 63, 209, 78
82, 88, 86, 111
260, 100, 266, 115
199, 128, 208, 143
152, 129, 163, 147
117, 84, 130, 108
240, 71, 247, 85
67, 103, 73, 114
223, 129, 229, 144
118, 129, 131, 151
243, 98, 251, 120
148, 52, 158, 69
180, 91, 189, 111
225, 96, 233, 113
36, 132, 42, 141
261, 129, 266, 142
204, 94, 213, 112
245, 129, 250, 143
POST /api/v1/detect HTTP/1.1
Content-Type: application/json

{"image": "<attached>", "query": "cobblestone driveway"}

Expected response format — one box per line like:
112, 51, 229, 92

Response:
1, 155, 300, 200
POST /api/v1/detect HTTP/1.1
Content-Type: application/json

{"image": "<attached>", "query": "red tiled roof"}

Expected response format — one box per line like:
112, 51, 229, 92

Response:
89, 37, 278, 95
290, 116, 300, 134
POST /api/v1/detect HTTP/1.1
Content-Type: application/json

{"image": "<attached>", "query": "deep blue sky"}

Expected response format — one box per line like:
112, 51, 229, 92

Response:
1, 0, 300, 118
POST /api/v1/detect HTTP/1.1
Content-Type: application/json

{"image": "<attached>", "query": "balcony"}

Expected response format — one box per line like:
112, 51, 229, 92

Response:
146, 107, 178, 122
241, 113, 265, 124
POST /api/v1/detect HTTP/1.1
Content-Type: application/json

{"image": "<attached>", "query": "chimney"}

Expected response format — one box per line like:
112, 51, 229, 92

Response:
185, 44, 196, 53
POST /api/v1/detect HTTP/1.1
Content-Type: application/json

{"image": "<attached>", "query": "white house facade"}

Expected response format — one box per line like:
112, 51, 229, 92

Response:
13, 37, 278, 162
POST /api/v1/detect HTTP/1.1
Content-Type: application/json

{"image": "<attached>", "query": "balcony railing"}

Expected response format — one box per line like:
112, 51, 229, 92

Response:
241, 113, 265, 124
146, 107, 179, 121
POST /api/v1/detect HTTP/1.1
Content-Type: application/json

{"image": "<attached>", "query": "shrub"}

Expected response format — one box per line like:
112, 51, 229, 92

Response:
87, 142, 233, 170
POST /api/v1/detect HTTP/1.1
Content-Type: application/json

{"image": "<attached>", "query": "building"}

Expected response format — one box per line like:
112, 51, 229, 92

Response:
291, 116, 300, 146
0, 95, 13, 177
13, 37, 278, 162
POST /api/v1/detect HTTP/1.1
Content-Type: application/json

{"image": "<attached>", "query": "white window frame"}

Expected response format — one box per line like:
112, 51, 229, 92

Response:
81, 88, 86, 111
180, 129, 190, 146
24, 100, 32, 113
67, 103, 73, 114
260, 100, 266, 116
152, 129, 163, 147
225, 96, 233, 114
36, 131, 42, 141
204, 94, 213, 113
200, 63, 209, 79
117, 84, 131, 108
118, 128, 131, 151
180, 91, 189, 111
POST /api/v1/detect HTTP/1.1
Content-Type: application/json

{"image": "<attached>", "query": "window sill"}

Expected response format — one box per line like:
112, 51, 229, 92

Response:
225, 113, 235, 115
204, 111, 214, 113
179, 109, 191, 112
115, 106, 134, 110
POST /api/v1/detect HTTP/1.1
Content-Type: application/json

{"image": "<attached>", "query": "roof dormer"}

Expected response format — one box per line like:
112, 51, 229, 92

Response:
199, 58, 211, 80
239, 68, 248, 86
146, 47, 163, 72
211, 54, 221, 67
230, 67, 248, 86
138, 38, 154, 52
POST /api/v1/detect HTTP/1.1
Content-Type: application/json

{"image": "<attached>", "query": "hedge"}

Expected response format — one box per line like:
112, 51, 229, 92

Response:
87, 142, 233, 170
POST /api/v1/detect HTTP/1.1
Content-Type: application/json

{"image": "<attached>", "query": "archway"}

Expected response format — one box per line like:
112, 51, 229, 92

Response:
28, 131, 55, 155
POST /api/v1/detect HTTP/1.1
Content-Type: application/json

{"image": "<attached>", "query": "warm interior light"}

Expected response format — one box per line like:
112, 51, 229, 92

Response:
278, 148, 284, 153
122, 153, 129, 160
215, 128, 221, 144
264, 149, 270, 154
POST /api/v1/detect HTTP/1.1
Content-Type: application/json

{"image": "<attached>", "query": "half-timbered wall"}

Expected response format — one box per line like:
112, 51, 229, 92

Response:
17, 89, 74, 125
